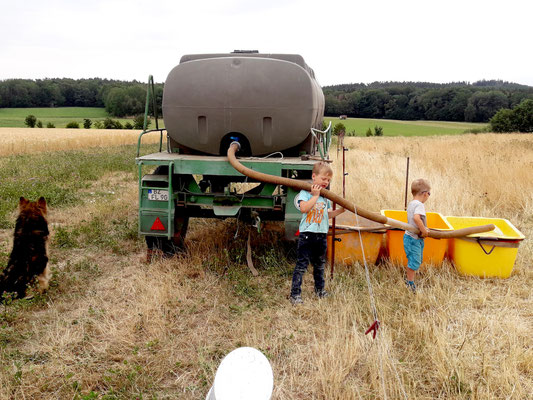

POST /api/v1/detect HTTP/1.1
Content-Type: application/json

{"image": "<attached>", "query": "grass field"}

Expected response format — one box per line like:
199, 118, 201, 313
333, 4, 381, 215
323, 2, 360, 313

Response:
0, 107, 153, 128
0, 107, 487, 135
0, 134, 531, 399
324, 117, 488, 136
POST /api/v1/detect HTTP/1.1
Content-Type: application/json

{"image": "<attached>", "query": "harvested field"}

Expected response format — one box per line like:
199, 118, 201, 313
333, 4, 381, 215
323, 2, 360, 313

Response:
0, 128, 162, 156
0, 134, 531, 399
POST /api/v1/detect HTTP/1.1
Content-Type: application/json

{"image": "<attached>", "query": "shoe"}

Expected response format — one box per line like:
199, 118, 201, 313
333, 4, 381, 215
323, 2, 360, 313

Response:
315, 289, 329, 299
289, 295, 303, 305
405, 279, 416, 293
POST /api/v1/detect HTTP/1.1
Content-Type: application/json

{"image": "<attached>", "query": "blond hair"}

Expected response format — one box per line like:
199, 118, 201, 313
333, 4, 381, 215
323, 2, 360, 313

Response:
411, 178, 431, 196
312, 161, 333, 176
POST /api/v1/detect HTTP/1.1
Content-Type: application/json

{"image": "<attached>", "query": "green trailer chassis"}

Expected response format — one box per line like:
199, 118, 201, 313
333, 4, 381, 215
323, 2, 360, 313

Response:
136, 150, 317, 245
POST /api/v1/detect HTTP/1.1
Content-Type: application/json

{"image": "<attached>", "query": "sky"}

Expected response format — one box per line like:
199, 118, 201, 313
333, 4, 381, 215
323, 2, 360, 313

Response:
1, 0, 532, 87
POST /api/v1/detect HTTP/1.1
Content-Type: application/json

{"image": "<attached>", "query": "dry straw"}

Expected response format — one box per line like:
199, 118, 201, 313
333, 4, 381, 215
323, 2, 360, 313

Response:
0, 134, 531, 399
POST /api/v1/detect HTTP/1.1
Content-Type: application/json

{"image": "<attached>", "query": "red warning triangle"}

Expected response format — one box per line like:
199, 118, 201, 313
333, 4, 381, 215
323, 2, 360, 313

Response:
151, 217, 165, 231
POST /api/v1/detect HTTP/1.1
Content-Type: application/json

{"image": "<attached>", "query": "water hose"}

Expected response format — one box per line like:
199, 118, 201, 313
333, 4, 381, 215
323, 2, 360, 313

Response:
227, 142, 495, 239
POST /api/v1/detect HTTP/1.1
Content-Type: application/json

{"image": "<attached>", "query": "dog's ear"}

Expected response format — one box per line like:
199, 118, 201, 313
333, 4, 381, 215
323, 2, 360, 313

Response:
19, 197, 29, 210
37, 197, 47, 214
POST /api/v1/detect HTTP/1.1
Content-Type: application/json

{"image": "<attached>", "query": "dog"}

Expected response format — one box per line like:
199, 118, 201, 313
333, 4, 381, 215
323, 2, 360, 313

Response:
0, 197, 50, 300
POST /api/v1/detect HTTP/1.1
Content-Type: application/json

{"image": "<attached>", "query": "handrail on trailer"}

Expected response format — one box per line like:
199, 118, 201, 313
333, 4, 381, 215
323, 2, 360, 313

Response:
136, 128, 166, 158
137, 75, 165, 158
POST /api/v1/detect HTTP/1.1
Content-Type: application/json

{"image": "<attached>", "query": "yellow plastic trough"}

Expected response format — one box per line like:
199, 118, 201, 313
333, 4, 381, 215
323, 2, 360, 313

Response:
327, 214, 386, 266
444, 216, 525, 278
381, 210, 453, 267
327, 227, 385, 266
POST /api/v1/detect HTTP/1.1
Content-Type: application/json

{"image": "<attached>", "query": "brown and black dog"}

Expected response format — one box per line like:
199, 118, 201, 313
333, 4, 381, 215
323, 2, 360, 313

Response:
0, 197, 50, 299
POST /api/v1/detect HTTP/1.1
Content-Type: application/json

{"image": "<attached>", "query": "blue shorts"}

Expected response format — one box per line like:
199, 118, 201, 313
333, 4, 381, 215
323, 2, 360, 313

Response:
403, 234, 424, 271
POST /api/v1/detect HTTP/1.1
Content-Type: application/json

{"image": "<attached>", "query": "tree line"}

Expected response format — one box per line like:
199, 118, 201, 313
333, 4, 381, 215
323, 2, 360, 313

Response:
1, 78, 531, 124
323, 80, 533, 123
0, 78, 163, 117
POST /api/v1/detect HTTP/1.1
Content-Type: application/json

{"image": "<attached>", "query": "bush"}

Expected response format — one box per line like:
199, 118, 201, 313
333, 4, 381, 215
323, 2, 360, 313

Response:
36, 120, 43, 128
374, 126, 384, 136
490, 99, 533, 133
333, 122, 346, 136
93, 121, 103, 129
25, 115, 37, 128
83, 119, 92, 129
133, 115, 150, 130
124, 122, 133, 129
46, 122, 55, 128
366, 128, 373, 137
103, 118, 122, 129
513, 99, 533, 132
66, 121, 80, 128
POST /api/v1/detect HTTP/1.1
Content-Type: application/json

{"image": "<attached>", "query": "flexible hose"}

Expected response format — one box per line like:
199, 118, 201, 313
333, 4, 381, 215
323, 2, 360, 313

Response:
227, 142, 495, 239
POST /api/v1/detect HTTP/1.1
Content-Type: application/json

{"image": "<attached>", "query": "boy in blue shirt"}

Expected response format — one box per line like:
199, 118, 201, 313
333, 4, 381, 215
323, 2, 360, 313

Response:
289, 162, 345, 305
403, 178, 431, 293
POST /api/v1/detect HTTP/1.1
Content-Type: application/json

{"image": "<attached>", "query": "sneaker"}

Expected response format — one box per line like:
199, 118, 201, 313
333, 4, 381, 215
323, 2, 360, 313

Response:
404, 279, 416, 293
290, 295, 303, 305
315, 289, 329, 299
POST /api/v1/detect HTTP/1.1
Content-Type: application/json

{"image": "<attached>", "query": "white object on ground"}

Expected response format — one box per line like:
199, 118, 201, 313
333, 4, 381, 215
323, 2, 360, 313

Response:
205, 347, 273, 400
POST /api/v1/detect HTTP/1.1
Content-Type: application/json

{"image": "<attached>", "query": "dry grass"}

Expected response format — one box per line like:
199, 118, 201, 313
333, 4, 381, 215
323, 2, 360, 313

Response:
0, 128, 162, 156
0, 134, 532, 399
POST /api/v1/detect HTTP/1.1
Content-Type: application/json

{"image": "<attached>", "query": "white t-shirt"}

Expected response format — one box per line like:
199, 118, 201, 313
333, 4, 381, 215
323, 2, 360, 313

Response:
405, 200, 427, 239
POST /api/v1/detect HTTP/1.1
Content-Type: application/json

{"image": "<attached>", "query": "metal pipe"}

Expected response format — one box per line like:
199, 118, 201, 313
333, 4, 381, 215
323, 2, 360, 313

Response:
404, 157, 410, 210
331, 202, 336, 278
227, 142, 495, 239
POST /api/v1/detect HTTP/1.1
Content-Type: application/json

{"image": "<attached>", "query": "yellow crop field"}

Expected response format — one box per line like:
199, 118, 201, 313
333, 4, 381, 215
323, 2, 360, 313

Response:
0, 128, 162, 156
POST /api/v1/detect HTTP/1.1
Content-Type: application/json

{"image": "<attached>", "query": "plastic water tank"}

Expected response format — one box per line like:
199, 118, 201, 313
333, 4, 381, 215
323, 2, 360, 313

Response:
163, 52, 324, 156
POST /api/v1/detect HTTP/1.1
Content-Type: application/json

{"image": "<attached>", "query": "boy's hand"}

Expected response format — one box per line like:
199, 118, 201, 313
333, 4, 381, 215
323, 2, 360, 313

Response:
310, 184, 321, 197
420, 227, 430, 238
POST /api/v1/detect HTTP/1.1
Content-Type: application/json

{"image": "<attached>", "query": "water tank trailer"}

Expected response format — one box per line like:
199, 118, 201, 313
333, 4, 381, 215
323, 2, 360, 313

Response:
136, 51, 327, 258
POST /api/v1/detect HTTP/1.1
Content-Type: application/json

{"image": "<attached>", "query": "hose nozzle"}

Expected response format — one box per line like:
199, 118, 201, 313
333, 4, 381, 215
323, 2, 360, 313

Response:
230, 141, 241, 152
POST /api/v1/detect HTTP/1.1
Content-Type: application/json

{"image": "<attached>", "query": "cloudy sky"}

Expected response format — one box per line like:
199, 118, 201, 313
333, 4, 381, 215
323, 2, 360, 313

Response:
1, 0, 532, 86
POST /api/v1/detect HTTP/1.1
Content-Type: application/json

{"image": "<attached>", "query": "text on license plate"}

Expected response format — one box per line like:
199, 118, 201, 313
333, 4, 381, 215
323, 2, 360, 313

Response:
148, 189, 169, 201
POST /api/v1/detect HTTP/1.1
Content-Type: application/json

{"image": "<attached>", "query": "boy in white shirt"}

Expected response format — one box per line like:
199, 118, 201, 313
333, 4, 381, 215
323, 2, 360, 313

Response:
403, 179, 431, 293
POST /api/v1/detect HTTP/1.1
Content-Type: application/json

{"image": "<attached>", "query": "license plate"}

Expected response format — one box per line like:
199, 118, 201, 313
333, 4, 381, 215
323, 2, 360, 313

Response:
148, 189, 169, 201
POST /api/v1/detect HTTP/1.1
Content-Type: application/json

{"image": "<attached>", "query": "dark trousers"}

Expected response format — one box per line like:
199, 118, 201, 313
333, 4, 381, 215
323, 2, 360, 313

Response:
290, 232, 327, 297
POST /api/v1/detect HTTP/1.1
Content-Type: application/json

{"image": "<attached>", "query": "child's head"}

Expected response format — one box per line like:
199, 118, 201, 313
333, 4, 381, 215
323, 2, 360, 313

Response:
411, 178, 431, 201
312, 162, 333, 188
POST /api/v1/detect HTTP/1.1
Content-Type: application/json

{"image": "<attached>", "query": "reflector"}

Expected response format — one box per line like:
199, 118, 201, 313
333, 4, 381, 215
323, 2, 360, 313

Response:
151, 217, 165, 231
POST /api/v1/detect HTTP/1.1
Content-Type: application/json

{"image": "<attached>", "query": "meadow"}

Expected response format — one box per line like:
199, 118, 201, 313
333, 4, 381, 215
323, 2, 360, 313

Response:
324, 117, 488, 136
0, 107, 487, 135
0, 107, 146, 128
0, 132, 531, 399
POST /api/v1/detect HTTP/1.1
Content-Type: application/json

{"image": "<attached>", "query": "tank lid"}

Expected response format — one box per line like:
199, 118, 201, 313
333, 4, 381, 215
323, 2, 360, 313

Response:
231, 49, 259, 53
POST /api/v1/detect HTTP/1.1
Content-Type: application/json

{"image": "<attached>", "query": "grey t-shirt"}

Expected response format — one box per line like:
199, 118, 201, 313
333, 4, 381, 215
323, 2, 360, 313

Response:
406, 200, 427, 239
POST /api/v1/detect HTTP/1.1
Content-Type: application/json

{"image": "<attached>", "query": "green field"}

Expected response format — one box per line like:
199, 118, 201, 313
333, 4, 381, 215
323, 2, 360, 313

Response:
324, 117, 488, 136
0, 107, 149, 128
0, 107, 488, 134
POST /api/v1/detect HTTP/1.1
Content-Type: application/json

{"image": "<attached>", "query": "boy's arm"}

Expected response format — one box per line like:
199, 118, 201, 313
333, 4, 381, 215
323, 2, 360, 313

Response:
329, 206, 345, 218
299, 185, 321, 214
413, 214, 429, 237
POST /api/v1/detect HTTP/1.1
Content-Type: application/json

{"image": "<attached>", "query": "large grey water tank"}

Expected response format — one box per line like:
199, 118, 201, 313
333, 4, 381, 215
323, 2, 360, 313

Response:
162, 52, 324, 156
